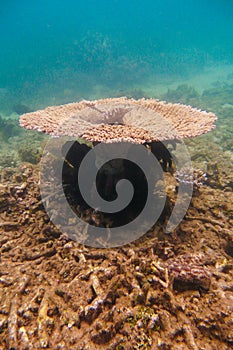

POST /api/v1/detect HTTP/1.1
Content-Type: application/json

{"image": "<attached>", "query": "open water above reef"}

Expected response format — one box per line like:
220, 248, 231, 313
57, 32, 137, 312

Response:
0, 0, 233, 110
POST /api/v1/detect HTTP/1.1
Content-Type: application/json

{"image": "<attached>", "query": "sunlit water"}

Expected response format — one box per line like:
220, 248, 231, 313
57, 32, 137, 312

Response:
0, 0, 232, 170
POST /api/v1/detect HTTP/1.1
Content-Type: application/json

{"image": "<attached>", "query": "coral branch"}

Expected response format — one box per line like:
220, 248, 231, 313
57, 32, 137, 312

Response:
7, 294, 19, 350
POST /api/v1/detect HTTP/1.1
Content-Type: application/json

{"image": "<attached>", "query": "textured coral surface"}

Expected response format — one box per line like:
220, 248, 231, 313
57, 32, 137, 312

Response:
0, 163, 232, 350
20, 97, 217, 142
1, 83, 233, 349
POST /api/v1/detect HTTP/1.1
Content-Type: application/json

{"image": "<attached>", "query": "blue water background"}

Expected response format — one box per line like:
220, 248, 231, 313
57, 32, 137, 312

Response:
0, 0, 233, 111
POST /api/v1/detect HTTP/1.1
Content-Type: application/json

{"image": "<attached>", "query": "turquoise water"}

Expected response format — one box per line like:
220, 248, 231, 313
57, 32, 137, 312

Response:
0, 0, 233, 113
0, 0, 233, 170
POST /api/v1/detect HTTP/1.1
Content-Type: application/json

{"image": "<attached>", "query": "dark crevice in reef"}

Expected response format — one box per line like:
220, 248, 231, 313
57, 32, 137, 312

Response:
61, 141, 174, 228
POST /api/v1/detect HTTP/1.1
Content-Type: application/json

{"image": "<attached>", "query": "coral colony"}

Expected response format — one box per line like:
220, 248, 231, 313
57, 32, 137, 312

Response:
20, 97, 216, 228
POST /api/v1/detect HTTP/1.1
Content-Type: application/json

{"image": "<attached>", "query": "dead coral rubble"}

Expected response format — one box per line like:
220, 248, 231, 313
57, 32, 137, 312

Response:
0, 165, 233, 349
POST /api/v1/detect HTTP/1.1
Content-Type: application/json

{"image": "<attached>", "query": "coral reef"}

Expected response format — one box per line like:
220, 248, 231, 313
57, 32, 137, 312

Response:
12, 103, 32, 115
20, 97, 217, 141
17, 141, 42, 164
202, 82, 233, 110
166, 253, 211, 291
0, 163, 232, 349
18, 96, 217, 233
162, 84, 200, 106
174, 168, 207, 191
0, 79, 232, 349
0, 115, 46, 170
0, 115, 22, 142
